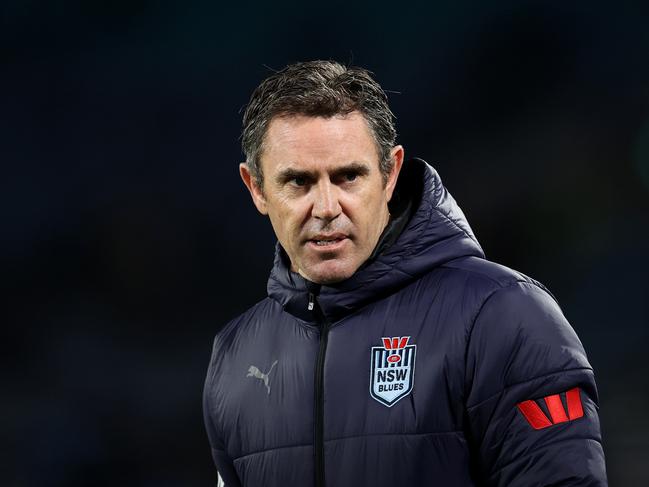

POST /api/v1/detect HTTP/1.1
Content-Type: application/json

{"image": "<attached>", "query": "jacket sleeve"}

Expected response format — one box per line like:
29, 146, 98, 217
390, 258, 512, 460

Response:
203, 341, 243, 487
464, 281, 607, 486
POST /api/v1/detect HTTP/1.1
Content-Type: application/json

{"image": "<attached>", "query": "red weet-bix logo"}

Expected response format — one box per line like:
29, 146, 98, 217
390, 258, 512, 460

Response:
517, 387, 584, 430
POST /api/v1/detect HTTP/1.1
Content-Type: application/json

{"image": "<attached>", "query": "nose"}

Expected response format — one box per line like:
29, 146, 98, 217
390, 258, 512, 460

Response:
312, 180, 341, 222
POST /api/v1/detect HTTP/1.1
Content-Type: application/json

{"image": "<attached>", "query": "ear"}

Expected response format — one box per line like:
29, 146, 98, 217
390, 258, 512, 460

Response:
385, 145, 405, 202
239, 163, 268, 215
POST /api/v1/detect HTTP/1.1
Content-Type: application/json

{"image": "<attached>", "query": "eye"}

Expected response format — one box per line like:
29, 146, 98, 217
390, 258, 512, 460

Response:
292, 176, 307, 186
344, 172, 358, 182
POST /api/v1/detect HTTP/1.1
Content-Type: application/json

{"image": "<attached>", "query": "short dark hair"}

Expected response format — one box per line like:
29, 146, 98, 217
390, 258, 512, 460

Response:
241, 60, 397, 186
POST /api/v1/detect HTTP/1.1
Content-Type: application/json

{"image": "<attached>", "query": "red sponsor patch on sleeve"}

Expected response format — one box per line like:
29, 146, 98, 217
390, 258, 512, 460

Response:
517, 387, 584, 430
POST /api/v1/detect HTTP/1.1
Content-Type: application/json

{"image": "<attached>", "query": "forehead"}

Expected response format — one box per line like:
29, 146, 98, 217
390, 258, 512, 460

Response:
260, 111, 380, 173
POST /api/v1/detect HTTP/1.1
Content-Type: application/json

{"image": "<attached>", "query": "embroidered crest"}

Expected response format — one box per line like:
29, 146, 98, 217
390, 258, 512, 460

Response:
369, 336, 416, 407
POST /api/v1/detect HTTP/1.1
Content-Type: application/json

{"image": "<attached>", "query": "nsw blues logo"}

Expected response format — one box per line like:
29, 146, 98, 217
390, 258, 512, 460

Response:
370, 336, 417, 407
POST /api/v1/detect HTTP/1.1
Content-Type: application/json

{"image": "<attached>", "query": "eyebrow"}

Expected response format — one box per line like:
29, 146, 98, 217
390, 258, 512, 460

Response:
274, 161, 371, 185
330, 162, 371, 179
275, 168, 316, 185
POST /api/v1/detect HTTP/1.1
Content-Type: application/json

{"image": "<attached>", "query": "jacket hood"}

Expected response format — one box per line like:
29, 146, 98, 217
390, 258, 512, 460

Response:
267, 158, 485, 323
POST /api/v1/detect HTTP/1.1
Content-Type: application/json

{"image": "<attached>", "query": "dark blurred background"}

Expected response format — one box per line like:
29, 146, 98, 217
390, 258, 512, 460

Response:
2, 0, 648, 485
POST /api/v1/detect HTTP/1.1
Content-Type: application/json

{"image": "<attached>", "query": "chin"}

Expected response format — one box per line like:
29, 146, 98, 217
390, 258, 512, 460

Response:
303, 259, 359, 285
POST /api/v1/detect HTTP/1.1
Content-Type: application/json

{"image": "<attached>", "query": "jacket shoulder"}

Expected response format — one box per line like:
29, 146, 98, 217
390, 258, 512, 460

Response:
211, 297, 275, 349
439, 255, 555, 298
205, 298, 277, 379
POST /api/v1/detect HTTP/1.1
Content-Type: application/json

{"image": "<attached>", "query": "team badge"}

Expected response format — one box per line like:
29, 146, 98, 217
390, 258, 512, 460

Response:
369, 336, 417, 407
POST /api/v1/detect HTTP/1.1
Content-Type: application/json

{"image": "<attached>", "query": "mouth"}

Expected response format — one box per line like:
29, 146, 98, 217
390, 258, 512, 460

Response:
312, 238, 345, 247
305, 233, 349, 250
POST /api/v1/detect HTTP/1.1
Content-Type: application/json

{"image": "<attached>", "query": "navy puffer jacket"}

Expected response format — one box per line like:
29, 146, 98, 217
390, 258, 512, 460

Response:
203, 158, 607, 486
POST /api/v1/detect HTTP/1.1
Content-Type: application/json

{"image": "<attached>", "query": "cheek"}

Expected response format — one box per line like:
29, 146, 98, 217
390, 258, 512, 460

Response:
357, 191, 383, 216
357, 194, 388, 238
269, 203, 302, 241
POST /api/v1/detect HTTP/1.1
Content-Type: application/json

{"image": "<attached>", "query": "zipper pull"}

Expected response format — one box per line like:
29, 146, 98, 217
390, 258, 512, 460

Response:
308, 292, 315, 311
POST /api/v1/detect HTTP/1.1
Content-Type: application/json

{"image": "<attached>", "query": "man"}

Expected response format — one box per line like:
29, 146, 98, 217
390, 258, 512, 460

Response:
203, 60, 607, 486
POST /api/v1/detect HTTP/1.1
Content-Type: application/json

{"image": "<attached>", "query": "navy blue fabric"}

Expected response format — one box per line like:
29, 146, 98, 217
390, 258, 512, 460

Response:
203, 158, 607, 486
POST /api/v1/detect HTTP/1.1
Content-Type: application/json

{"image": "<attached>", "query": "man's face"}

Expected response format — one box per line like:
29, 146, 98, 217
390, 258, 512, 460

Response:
240, 111, 403, 284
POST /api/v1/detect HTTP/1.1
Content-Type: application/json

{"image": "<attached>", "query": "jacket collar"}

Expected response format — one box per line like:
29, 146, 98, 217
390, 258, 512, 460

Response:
267, 158, 485, 323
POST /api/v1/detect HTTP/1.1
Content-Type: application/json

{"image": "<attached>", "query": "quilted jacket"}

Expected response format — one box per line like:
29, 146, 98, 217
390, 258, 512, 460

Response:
203, 158, 607, 486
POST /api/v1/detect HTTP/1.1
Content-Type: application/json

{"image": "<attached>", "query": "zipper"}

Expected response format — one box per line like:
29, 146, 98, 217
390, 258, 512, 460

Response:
310, 292, 329, 487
